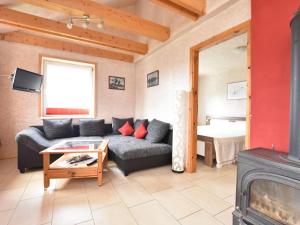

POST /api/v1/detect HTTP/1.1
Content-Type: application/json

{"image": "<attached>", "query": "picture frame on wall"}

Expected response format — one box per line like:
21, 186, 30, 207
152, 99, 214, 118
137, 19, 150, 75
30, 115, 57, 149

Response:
227, 81, 247, 100
147, 70, 159, 88
109, 76, 125, 90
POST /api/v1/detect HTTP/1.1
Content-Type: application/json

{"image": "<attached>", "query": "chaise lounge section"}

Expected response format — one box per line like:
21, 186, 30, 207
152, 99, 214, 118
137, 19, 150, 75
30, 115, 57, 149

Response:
16, 123, 172, 175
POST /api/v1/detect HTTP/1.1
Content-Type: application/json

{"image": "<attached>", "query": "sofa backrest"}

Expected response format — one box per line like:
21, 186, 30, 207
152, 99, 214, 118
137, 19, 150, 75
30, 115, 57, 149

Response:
32, 124, 113, 137
31, 124, 172, 145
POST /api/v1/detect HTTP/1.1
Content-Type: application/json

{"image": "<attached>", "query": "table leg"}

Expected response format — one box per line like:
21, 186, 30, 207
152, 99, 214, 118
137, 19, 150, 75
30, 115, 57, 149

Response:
97, 151, 103, 186
103, 147, 108, 169
43, 153, 50, 189
204, 142, 214, 167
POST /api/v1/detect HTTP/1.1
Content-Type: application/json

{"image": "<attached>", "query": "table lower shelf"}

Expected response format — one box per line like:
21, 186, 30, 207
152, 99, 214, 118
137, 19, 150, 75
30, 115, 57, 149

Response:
43, 151, 107, 188
50, 152, 106, 169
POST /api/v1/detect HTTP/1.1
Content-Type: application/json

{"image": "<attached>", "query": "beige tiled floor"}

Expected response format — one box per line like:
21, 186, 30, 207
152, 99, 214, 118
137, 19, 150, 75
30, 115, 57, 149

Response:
0, 158, 237, 225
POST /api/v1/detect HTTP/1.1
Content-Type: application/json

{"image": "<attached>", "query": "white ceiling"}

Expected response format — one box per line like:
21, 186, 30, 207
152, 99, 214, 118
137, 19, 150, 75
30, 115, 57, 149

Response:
199, 33, 247, 76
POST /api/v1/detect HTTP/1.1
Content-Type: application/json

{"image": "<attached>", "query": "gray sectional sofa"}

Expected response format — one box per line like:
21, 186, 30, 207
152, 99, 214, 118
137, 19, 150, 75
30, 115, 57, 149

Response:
16, 124, 172, 175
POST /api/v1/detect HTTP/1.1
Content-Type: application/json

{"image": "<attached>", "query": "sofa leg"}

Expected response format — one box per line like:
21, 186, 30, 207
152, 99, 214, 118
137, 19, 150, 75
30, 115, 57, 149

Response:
123, 171, 129, 176
19, 167, 26, 173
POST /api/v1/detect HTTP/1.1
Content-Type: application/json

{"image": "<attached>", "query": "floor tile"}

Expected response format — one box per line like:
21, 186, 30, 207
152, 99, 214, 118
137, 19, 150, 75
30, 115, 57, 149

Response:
0, 188, 24, 211
0, 159, 17, 175
130, 201, 180, 225
52, 194, 92, 225
83, 175, 110, 189
181, 186, 231, 216
151, 165, 174, 175
179, 210, 223, 225
22, 179, 55, 200
93, 203, 137, 225
0, 170, 32, 190
159, 173, 193, 191
29, 170, 44, 181
133, 174, 171, 193
8, 196, 53, 225
115, 182, 153, 207
196, 175, 236, 198
107, 167, 130, 186
153, 189, 200, 219
0, 158, 237, 225
53, 179, 85, 199
0, 210, 13, 225
224, 194, 235, 205
215, 207, 234, 225
77, 220, 95, 225
85, 182, 121, 210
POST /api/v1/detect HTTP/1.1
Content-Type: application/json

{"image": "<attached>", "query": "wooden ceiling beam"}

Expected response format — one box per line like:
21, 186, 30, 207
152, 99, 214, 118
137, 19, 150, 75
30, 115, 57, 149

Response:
20, 0, 171, 42
169, 0, 205, 16
1, 31, 134, 63
152, 0, 205, 20
0, 7, 148, 54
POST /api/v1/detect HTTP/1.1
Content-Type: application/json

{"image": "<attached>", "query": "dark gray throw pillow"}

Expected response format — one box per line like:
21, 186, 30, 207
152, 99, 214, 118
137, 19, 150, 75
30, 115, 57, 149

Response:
112, 117, 134, 134
79, 119, 105, 137
134, 119, 148, 130
146, 119, 170, 143
43, 119, 73, 140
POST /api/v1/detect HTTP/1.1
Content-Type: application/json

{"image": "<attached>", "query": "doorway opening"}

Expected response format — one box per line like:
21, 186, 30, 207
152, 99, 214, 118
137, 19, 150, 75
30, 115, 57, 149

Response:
186, 21, 251, 172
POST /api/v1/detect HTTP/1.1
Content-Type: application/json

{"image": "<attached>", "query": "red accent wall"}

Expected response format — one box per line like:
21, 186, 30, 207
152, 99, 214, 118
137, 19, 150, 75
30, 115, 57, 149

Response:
251, 1, 300, 152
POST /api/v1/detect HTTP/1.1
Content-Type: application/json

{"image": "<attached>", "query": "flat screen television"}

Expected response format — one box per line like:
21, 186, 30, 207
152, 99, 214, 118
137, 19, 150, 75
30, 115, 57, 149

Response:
12, 68, 43, 93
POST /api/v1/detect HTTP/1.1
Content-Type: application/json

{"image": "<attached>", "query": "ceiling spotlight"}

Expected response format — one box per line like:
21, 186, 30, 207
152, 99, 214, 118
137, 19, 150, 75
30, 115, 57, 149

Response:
82, 19, 89, 29
66, 18, 73, 29
233, 45, 247, 53
65, 15, 102, 30
97, 19, 104, 29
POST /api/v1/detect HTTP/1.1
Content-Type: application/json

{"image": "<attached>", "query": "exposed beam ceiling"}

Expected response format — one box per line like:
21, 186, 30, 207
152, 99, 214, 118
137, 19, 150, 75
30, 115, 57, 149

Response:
1, 31, 134, 62
20, 0, 171, 41
0, 7, 148, 54
169, 0, 205, 15
152, 0, 205, 20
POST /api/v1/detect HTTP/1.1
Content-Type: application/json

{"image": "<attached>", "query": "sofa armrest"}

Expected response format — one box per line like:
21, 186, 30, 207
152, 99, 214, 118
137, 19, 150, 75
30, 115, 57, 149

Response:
15, 127, 51, 152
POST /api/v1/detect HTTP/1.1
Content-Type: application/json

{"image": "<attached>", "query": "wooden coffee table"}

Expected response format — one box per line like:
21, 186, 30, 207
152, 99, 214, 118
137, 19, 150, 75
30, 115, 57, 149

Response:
40, 139, 109, 188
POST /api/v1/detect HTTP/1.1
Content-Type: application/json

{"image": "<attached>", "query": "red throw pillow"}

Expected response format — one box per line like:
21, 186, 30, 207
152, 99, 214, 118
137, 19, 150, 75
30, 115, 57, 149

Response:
134, 123, 148, 139
118, 121, 134, 136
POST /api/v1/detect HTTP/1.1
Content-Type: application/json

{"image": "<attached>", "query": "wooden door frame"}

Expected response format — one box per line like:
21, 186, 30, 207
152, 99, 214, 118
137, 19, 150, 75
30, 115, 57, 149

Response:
186, 20, 251, 172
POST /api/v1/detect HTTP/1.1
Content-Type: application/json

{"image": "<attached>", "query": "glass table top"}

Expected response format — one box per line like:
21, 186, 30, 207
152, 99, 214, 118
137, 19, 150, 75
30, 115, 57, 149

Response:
52, 140, 102, 151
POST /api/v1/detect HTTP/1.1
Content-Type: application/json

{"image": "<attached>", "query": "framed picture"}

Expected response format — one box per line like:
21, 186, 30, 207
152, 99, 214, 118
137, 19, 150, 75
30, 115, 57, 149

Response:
147, 70, 159, 88
109, 76, 125, 90
227, 81, 247, 100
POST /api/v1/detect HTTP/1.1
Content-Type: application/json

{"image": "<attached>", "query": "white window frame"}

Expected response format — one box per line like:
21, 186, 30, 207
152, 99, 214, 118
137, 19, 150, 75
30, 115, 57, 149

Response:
40, 56, 96, 119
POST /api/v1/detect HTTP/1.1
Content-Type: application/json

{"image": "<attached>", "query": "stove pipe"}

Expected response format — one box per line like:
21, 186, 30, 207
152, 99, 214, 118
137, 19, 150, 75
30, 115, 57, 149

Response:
289, 9, 300, 161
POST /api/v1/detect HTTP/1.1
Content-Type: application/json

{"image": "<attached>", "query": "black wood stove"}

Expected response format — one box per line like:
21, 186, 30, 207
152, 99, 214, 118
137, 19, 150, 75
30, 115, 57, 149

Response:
233, 9, 300, 225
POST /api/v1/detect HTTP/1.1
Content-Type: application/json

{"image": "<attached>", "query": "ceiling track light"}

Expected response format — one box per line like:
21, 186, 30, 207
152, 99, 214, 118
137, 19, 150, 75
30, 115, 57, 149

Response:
66, 15, 104, 30
66, 18, 73, 29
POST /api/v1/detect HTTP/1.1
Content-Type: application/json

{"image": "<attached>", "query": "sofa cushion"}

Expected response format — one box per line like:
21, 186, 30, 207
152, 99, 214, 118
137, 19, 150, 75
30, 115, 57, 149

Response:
112, 117, 134, 134
105, 135, 172, 160
118, 121, 134, 136
79, 119, 105, 137
146, 119, 170, 143
43, 119, 73, 140
134, 119, 148, 130
134, 123, 148, 139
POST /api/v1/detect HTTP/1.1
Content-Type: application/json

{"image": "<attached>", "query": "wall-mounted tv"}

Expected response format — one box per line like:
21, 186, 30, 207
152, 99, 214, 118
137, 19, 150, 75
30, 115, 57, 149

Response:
12, 68, 43, 93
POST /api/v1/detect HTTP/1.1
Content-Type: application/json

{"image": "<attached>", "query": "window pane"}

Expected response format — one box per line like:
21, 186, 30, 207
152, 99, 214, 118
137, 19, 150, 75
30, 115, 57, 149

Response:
43, 59, 94, 116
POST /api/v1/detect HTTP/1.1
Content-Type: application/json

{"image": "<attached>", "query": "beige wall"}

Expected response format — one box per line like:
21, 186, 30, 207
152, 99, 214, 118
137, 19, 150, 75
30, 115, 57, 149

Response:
198, 68, 247, 124
135, 0, 250, 123
0, 41, 135, 159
